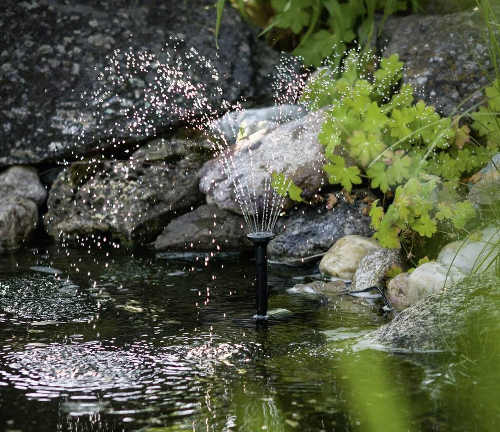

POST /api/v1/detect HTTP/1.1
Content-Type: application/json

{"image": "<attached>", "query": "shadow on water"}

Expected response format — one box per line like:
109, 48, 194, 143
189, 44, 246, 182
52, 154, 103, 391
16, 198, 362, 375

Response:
0, 247, 498, 431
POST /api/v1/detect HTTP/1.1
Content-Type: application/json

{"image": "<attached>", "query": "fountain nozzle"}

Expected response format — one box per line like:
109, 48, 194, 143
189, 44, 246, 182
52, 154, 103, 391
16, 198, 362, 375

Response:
247, 231, 274, 320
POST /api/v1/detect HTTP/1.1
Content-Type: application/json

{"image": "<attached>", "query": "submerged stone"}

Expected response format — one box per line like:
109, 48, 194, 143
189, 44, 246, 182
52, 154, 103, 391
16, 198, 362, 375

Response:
0, 273, 97, 323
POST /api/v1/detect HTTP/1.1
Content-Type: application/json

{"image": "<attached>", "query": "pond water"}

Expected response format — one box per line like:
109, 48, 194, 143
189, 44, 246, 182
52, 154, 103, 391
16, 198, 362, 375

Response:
0, 246, 492, 431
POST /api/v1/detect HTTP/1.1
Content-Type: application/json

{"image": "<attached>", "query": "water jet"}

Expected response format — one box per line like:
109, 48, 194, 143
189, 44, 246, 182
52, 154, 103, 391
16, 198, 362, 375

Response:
247, 231, 275, 319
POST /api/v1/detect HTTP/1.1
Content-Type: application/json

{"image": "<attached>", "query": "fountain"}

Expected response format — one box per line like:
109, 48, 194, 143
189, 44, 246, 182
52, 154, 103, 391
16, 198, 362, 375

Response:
247, 231, 275, 319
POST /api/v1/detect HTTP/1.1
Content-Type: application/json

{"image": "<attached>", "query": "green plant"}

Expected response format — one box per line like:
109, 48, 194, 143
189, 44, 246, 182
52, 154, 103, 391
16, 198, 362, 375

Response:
294, 52, 498, 248
215, 0, 419, 66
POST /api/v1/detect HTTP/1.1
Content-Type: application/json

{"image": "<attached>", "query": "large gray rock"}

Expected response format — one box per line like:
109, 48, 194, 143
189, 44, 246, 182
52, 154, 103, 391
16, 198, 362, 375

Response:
154, 204, 251, 252
352, 248, 402, 291
437, 226, 500, 275
0, 166, 47, 206
381, 10, 493, 116
0, 196, 38, 253
200, 109, 327, 215
366, 274, 500, 351
0, 0, 283, 166
386, 261, 465, 309
268, 202, 373, 264
44, 151, 204, 248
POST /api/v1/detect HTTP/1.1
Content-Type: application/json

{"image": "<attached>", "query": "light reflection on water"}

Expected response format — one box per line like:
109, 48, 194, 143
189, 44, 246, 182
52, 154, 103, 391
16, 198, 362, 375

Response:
0, 246, 451, 432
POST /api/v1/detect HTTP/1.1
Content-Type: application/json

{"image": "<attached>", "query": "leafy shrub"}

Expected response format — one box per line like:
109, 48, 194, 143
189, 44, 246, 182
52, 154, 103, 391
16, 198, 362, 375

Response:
216, 0, 418, 65
297, 52, 497, 248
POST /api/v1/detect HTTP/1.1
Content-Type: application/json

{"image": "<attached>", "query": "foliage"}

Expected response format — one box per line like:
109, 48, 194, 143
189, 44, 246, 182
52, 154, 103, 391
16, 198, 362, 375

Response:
215, 0, 419, 66
471, 78, 500, 148
299, 52, 498, 248
271, 171, 304, 201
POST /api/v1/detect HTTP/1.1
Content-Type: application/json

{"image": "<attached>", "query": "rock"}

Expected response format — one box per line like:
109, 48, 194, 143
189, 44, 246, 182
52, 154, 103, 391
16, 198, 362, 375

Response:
365, 274, 500, 351
44, 152, 204, 248
419, 0, 475, 14
154, 204, 251, 252
200, 109, 327, 214
131, 137, 212, 163
208, 105, 307, 144
389, 261, 465, 308
319, 235, 381, 279
437, 226, 500, 275
0, 0, 284, 166
381, 10, 492, 116
0, 196, 38, 253
269, 203, 374, 264
286, 280, 379, 313
0, 166, 47, 206
352, 248, 402, 291
468, 153, 500, 206
267, 308, 294, 320
386, 272, 412, 310
287, 280, 347, 300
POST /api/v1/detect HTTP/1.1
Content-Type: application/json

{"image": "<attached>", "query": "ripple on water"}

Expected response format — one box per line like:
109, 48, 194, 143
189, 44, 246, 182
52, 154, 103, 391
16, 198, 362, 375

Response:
0, 273, 98, 324
0, 337, 257, 408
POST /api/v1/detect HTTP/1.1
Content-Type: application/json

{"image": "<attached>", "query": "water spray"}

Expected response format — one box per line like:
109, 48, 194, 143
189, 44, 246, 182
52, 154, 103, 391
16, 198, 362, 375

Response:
247, 231, 274, 320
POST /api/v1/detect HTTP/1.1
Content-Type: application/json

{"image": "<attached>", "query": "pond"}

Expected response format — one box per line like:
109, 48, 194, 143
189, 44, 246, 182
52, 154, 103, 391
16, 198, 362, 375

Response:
0, 246, 494, 431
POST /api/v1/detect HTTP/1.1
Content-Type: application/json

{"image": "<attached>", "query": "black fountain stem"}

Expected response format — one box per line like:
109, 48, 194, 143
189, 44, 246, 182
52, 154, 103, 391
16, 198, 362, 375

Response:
247, 231, 274, 319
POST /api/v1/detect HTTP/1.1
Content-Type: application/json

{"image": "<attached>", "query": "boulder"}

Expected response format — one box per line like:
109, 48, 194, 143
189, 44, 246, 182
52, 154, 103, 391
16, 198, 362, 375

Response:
319, 235, 381, 279
381, 9, 493, 116
154, 204, 251, 252
0, 166, 47, 206
386, 272, 412, 310
352, 248, 402, 291
0, 0, 283, 166
0, 196, 38, 253
366, 274, 500, 351
269, 203, 374, 265
468, 153, 500, 206
44, 151, 204, 248
386, 261, 465, 309
199, 109, 327, 214
437, 226, 500, 275
208, 105, 307, 144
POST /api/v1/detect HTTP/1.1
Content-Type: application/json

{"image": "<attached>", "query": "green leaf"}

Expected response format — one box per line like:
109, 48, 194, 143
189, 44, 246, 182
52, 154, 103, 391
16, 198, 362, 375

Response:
348, 130, 386, 167
271, 172, 303, 202
288, 181, 304, 202
369, 201, 384, 230
215, 0, 226, 49
271, 0, 313, 34
366, 162, 390, 193
412, 213, 437, 238
271, 171, 288, 197
293, 30, 340, 66
386, 154, 411, 184
323, 155, 362, 192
